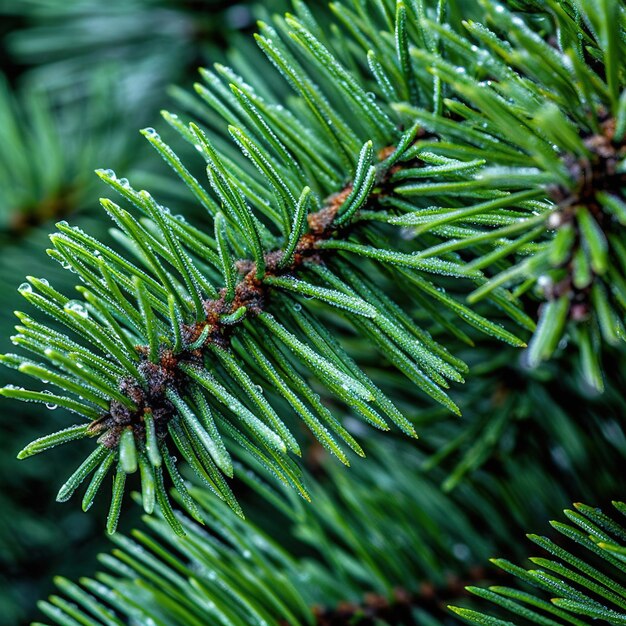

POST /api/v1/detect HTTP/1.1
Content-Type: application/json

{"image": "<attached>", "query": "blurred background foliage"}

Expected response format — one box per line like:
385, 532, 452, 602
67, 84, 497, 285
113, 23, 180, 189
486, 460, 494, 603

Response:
1, 1, 625, 624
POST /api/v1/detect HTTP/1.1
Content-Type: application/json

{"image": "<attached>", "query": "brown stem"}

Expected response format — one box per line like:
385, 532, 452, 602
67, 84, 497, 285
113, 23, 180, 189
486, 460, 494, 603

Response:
88, 141, 416, 449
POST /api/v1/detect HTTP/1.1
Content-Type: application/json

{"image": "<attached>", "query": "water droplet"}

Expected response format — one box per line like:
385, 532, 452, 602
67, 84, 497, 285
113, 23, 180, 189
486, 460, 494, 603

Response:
144, 127, 157, 136
366, 91, 376, 100
242, 549, 251, 559
103, 169, 116, 179
254, 384, 263, 393
547, 212, 563, 229
18, 282, 32, 294
64, 300, 89, 319
46, 402, 58, 410
495, 5, 504, 13
39, 278, 49, 286
293, 303, 302, 311
537, 275, 552, 292
119, 178, 130, 188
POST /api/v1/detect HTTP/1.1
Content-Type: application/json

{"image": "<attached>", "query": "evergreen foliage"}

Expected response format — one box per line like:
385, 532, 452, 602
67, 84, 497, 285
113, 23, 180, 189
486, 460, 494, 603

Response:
401, 0, 626, 389
1, 0, 625, 624
0, 67, 143, 625
0, 0, 262, 106
32, 430, 626, 626
27, 435, 608, 626
37, 439, 491, 626
0, 0, 265, 619
452, 501, 626, 625
3, 0, 534, 534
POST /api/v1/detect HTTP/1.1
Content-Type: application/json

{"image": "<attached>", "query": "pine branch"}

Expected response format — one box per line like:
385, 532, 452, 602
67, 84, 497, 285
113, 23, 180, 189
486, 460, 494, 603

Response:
31, 437, 512, 626
398, 0, 626, 390
4, 0, 626, 622
0, 66, 162, 620
34, 423, 625, 626
2, 1, 534, 534
451, 501, 626, 625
